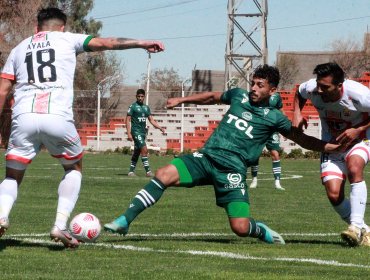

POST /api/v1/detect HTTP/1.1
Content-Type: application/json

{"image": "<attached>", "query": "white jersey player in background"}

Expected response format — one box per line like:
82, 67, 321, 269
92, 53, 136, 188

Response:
0, 7, 164, 248
293, 62, 370, 247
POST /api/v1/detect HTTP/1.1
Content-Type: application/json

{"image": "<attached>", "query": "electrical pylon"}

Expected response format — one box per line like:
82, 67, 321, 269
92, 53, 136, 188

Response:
224, 0, 268, 90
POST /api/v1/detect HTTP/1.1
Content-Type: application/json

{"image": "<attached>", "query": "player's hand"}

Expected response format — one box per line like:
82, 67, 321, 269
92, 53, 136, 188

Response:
292, 115, 308, 131
336, 128, 360, 146
324, 143, 344, 153
166, 98, 181, 109
142, 40, 165, 53
127, 135, 133, 141
159, 127, 166, 134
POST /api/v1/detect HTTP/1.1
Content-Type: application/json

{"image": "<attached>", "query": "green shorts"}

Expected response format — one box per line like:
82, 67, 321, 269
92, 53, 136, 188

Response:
266, 132, 281, 151
170, 153, 249, 207
133, 134, 146, 149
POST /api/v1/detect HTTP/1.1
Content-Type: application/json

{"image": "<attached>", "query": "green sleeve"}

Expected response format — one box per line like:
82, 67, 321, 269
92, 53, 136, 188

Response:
83, 35, 94, 52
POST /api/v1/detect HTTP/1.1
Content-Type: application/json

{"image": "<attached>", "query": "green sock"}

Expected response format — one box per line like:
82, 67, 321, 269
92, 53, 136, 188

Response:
124, 177, 165, 224
141, 156, 151, 173
129, 161, 137, 173
272, 160, 281, 180
248, 218, 265, 239
251, 165, 258, 178
129, 150, 140, 172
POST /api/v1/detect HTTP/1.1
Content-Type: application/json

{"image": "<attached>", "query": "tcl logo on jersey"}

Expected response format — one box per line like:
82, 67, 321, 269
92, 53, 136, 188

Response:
226, 113, 253, 138
138, 117, 146, 122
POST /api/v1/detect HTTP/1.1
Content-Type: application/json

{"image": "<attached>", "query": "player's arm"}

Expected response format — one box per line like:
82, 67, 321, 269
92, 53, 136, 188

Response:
337, 87, 370, 146
0, 78, 14, 115
336, 117, 370, 147
126, 115, 133, 141
293, 88, 308, 130
87, 37, 164, 53
167, 92, 223, 108
148, 115, 165, 134
282, 126, 340, 153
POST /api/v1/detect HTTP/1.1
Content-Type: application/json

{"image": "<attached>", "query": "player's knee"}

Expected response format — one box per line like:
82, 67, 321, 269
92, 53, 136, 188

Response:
327, 192, 343, 205
347, 166, 363, 182
154, 165, 179, 186
230, 220, 249, 237
347, 156, 365, 182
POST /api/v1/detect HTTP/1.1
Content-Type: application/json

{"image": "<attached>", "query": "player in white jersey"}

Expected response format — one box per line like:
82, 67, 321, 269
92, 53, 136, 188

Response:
293, 62, 370, 247
0, 7, 164, 248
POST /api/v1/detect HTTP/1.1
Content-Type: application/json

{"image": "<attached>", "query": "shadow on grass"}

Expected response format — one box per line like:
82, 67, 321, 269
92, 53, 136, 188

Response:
279, 239, 345, 246
0, 238, 73, 251
104, 236, 239, 244
102, 236, 346, 246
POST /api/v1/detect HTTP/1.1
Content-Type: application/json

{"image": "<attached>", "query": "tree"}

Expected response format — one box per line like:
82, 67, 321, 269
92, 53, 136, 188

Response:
330, 37, 370, 79
0, 0, 42, 66
0, 0, 124, 131
138, 67, 183, 109
74, 52, 123, 125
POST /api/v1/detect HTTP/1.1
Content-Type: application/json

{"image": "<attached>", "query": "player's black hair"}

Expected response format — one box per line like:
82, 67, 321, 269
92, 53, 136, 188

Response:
313, 62, 345, 85
253, 64, 280, 88
136, 89, 146, 95
37, 7, 67, 27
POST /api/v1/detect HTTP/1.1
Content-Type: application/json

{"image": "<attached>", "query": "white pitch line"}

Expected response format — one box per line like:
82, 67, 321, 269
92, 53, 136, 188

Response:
8, 237, 370, 269
6, 232, 339, 238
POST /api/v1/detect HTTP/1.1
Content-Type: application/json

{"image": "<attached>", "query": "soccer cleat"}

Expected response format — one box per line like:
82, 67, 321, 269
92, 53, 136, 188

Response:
256, 222, 285, 244
50, 225, 79, 248
0, 217, 10, 238
341, 225, 361, 246
249, 177, 257, 189
104, 215, 129, 235
128, 172, 136, 177
146, 171, 153, 177
360, 229, 370, 247
274, 180, 285, 191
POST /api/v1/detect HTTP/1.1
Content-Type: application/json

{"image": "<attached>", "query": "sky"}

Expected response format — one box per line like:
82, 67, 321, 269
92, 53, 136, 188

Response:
89, 0, 370, 85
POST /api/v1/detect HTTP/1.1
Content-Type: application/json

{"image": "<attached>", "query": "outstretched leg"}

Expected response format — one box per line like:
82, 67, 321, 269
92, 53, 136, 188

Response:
104, 164, 179, 234
226, 202, 285, 244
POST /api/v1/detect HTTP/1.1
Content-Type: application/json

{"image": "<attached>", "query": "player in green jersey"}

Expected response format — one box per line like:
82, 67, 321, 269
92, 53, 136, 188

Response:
249, 92, 285, 190
105, 65, 340, 244
126, 89, 165, 177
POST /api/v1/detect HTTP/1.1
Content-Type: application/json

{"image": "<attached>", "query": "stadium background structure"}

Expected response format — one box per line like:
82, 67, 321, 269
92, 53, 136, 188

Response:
74, 72, 370, 153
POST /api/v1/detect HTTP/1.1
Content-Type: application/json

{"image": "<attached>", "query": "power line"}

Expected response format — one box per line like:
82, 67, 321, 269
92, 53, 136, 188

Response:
270, 15, 370, 31
156, 15, 370, 40
102, 3, 224, 26
94, 0, 201, 20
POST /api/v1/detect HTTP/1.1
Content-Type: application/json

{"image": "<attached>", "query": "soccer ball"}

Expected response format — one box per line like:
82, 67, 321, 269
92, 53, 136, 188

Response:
69, 213, 101, 243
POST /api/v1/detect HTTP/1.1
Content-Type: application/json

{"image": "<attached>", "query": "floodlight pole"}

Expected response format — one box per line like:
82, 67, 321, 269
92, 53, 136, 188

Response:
180, 77, 191, 153
97, 75, 120, 151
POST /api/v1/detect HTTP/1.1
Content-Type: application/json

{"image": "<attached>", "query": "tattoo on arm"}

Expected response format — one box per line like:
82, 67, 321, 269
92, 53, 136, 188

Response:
112, 38, 139, 50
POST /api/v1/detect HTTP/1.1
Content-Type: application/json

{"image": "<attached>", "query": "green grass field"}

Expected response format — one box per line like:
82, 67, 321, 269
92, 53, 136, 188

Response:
1, 152, 369, 279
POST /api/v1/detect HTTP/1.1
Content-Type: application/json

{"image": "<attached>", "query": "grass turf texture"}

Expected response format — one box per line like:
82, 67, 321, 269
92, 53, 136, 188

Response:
0, 152, 369, 279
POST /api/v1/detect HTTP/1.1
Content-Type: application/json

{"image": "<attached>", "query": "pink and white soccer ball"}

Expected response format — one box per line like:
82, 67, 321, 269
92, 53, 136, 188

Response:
69, 213, 101, 243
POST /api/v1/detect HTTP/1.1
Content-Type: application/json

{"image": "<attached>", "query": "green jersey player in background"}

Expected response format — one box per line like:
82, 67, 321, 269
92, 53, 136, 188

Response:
126, 89, 165, 177
249, 92, 285, 190
105, 64, 340, 244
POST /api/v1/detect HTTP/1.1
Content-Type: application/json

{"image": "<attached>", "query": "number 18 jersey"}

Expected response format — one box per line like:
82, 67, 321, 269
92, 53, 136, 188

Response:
1, 31, 93, 119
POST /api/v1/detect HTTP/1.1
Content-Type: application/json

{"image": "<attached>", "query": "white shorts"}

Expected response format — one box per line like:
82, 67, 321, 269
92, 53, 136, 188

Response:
320, 141, 370, 183
6, 113, 83, 167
